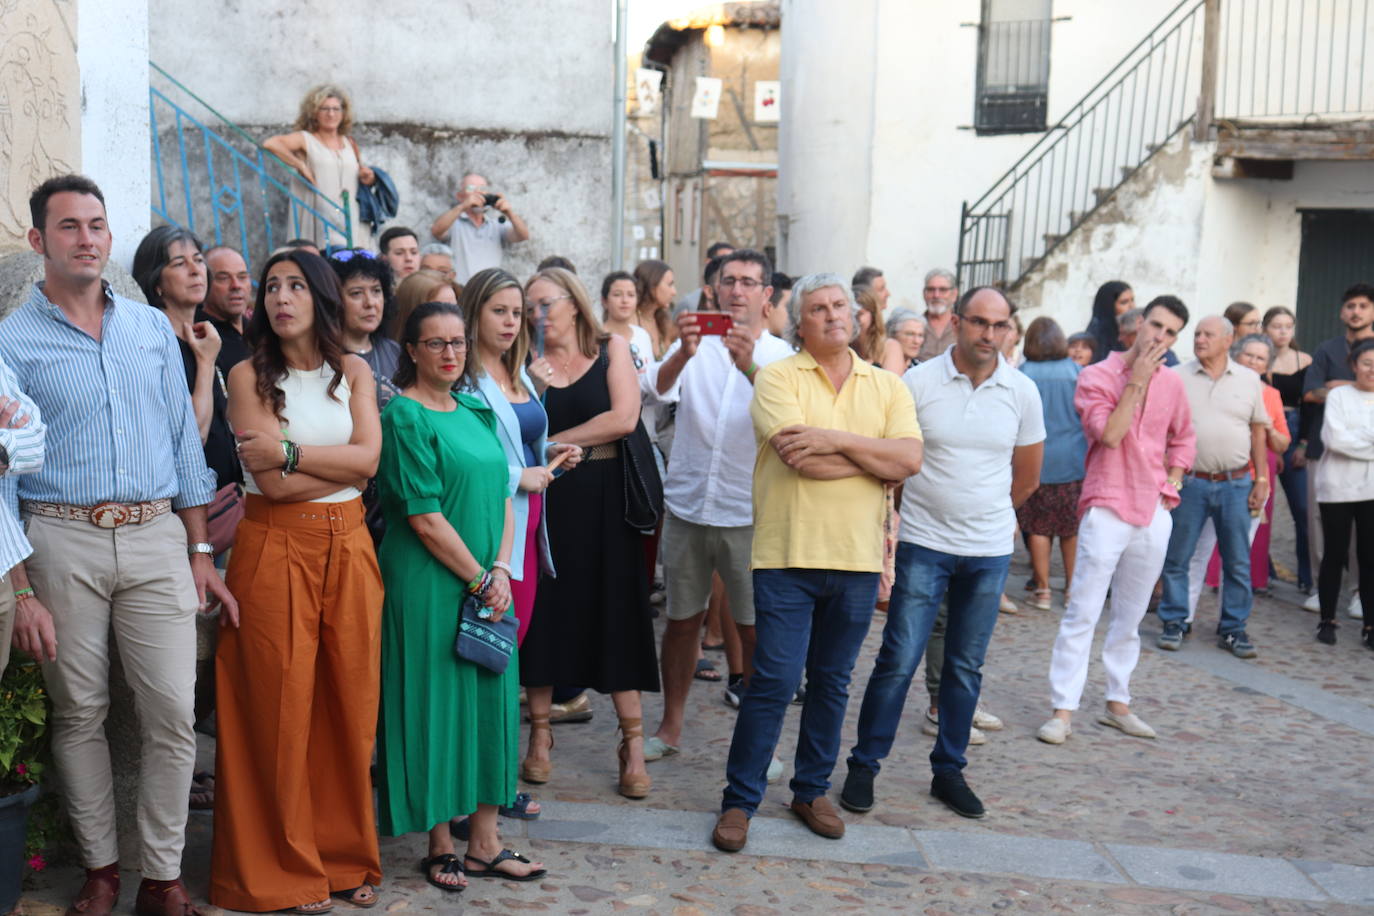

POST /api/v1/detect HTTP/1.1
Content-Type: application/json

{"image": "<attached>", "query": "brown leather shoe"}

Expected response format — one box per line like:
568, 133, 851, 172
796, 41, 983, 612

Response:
66, 867, 120, 916
134, 878, 204, 916
790, 796, 845, 839
711, 808, 750, 852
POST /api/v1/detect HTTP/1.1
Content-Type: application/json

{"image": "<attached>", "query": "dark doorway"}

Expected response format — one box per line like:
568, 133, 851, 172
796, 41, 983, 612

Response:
1297, 209, 1374, 352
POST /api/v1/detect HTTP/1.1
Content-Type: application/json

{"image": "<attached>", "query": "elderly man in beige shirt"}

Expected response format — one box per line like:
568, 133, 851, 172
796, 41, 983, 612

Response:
1156, 315, 1271, 658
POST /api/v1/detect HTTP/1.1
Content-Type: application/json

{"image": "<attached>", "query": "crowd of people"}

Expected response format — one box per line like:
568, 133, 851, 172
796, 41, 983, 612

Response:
2, 149, 1373, 911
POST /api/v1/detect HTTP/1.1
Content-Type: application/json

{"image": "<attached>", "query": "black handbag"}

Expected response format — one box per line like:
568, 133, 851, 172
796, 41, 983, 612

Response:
454, 594, 518, 674
621, 419, 663, 535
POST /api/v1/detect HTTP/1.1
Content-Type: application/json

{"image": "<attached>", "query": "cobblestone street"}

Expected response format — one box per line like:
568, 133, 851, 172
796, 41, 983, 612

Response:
15, 516, 1374, 914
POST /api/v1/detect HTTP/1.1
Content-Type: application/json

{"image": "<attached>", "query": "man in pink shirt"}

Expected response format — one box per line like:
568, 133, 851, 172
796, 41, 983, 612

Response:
1037, 296, 1195, 744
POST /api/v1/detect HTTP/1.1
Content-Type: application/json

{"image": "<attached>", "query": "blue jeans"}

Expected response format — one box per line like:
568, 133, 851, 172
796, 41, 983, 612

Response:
1158, 476, 1253, 634
847, 542, 1009, 778
721, 568, 877, 815
1278, 407, 1312, 587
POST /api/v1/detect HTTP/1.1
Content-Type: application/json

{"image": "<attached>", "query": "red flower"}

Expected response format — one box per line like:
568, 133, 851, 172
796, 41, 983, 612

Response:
26, 854, 46, 871
14, 763, 26, 775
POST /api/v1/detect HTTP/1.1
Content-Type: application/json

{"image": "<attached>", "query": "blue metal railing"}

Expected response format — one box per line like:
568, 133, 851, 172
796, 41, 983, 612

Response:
149, 61, 351, 262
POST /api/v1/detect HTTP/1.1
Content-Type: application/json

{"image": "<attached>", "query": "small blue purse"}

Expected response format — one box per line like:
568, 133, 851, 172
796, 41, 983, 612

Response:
454, 595, 518, 674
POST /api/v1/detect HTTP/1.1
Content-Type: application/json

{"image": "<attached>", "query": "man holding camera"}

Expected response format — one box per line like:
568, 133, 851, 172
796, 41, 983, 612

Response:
428, 172, 530, 283
639, 249, 791, 762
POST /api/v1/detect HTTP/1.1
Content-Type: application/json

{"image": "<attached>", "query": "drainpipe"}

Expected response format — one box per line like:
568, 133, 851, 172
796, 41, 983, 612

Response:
611, 0, 629, 269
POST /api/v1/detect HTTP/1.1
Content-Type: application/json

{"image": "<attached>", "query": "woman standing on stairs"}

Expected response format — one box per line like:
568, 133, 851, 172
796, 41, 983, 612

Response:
265, 84, 377, 251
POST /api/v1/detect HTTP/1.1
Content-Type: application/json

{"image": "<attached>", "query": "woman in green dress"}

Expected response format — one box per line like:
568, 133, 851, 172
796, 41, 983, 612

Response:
375, 301, 546, 891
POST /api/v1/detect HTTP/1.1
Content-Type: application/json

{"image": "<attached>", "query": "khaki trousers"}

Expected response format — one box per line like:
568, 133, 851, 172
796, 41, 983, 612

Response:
23, 511, 199, 879
0, 584, 15, 677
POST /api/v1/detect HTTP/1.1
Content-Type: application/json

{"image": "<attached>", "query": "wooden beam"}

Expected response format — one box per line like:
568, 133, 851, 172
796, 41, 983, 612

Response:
1215, 127, 1374, 161
1195, 0, 1221, 141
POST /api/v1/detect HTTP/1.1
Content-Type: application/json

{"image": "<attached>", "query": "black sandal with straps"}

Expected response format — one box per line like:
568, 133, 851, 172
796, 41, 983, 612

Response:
418, 854, 465, 893
462, 849, 547, 882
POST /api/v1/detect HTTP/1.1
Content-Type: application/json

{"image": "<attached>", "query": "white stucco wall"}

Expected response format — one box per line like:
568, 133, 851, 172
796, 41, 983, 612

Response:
78, 0, 150, 267
780, 0, 1183, 308
149, 0, 614, 278
776, 0, 878, 278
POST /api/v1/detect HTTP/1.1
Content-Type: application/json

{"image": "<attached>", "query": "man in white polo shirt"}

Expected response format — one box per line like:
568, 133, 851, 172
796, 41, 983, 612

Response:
843, 286, 1044, 820
640, 249, 792, 760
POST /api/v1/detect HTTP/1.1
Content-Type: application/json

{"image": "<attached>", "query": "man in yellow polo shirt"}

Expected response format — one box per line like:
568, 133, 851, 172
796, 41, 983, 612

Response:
711, 273, 923, 853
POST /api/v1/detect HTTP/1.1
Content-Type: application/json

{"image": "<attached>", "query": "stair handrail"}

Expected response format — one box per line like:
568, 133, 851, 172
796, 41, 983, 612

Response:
965, 0, 1203, 217
148, 62, 353, 256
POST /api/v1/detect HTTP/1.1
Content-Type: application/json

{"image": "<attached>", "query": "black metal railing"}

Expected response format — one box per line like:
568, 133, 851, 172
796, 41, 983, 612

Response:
957, 0, 1374, 291
958, 0, 1204, 289
1218, 0, 1370, 119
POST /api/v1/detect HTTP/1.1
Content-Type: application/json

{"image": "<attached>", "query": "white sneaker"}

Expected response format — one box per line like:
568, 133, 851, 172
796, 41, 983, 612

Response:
1304, 591, 1321, 613
972, 706, 1003, 731
921, 708, 986, 745
766, 755, 784, 784
1349, 593, 1364, 619
1036, 717, 1071, 745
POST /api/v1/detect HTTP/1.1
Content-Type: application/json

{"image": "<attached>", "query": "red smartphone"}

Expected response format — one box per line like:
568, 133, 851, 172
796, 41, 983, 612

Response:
689, 312, 733, 336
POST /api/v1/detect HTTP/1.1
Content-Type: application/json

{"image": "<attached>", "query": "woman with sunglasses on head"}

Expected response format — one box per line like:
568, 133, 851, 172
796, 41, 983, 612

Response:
211, 250, 383, 914
374, 300, 546, 890
329, 249, 401, 399
519, 268, 661, 800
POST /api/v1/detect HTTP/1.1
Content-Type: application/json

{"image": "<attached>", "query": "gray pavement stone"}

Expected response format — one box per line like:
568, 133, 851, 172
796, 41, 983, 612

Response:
1146, 639, 1374, 736
1292, 859, 1374, 905
917, 828, 1126, 884
1105, 843, 1327, 901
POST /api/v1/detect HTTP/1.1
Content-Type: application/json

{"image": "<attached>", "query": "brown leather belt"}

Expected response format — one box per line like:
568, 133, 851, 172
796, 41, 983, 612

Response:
584, 443, 620, 461
1188, 467, 1250, 482
22, 498, 173, 529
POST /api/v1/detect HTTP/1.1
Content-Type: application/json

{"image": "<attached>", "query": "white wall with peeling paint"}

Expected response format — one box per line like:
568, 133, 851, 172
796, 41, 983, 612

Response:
1015, 137, 1374, 337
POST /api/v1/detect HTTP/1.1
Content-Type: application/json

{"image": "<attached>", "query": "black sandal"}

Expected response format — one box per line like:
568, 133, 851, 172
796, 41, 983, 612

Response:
463, 849, 547, 882
694, 658, 723, 682
417, 854, 465, 893
330, 883, 379, 909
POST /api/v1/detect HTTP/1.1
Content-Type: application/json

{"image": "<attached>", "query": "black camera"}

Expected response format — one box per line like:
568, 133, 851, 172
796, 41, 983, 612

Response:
483, 193, 501, 207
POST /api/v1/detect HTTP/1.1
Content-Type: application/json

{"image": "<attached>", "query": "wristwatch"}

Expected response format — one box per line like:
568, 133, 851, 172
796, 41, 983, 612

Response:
188, 542, 215, 558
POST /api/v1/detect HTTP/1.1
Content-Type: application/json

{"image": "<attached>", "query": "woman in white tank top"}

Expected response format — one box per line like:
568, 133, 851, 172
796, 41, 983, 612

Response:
212, 250, 384, 913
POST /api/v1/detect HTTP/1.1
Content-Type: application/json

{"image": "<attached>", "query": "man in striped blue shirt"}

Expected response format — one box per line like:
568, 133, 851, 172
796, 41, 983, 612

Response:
1, 175, 237, 916
0, 363, 46, 678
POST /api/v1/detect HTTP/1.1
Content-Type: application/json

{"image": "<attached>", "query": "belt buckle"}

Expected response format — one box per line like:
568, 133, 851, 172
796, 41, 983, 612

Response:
89, 502, 131, 529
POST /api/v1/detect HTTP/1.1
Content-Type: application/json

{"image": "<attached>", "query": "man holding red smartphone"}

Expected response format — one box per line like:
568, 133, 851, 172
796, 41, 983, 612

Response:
640, 250, 793, 763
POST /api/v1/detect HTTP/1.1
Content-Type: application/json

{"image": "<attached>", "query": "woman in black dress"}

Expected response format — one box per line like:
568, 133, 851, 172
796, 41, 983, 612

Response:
519, 267, 660, 800
1264, 305, 1314, 593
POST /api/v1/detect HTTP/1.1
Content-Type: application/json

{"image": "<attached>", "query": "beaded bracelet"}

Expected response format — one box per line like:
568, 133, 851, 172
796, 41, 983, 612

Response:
466, 570, 493, 598
280, 440, 302, 478
13, 587, 34, 601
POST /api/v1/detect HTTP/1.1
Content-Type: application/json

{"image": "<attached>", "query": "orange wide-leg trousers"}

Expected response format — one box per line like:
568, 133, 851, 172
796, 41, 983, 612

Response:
210, 496, 384, 912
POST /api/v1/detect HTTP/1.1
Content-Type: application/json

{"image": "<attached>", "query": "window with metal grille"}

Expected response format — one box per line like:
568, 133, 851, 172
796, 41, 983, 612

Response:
975, 0, 1052, 134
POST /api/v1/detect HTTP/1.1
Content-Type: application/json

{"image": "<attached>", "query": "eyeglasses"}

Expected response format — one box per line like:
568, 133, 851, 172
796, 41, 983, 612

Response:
961, 315, 1014, 333
329, 248, 376, 263
924, 286, 954, 294
526, 294, 571, 312
419, 337, 468, 353
317, 105, 343, 113
719, 277, 763, 290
